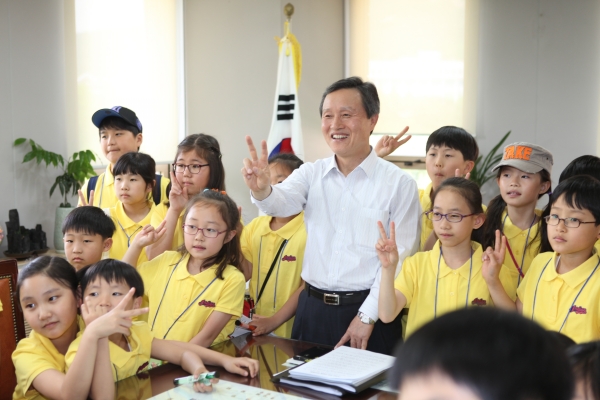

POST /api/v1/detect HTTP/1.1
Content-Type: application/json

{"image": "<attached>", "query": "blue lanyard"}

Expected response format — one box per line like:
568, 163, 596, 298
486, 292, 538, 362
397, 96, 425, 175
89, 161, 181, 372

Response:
434, 246, 473, 318
502, 212, 536, 285
116, 219, 142, 248
531, 255, 600, 332
150, 255, 218, 339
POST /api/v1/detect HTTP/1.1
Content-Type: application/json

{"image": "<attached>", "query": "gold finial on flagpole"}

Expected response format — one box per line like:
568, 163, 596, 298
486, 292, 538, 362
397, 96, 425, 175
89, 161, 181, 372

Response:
284, 3, 294, 21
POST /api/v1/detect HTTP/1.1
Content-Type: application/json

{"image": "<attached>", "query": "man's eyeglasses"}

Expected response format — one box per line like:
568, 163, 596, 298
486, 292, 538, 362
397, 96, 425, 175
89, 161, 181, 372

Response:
544, 215, 596, 228
182, 224, 227, 238
172, 163, 209, 174
425, 211, 475, 223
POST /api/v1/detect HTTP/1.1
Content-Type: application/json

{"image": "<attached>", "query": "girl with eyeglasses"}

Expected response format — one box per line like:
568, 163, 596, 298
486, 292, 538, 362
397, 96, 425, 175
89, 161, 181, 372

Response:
125, 190, 245, 347
480, 142, 553, 287
378, 177, 516, 338
147, 134, 226, 260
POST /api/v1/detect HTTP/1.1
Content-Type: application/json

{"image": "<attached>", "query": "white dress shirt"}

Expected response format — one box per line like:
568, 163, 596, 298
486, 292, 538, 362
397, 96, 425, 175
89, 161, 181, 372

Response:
252, 149, 421, 321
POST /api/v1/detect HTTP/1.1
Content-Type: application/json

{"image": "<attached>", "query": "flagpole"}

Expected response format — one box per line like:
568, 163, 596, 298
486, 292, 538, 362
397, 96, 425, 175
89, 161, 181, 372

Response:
284, 3, 294, 21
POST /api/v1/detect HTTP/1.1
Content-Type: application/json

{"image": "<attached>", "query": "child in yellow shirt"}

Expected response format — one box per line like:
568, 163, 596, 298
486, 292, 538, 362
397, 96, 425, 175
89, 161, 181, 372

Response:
125, 190, 246, 347
486, 176, 600, 343
419, 126, 479, 251
378, 178, 515, 338
79, 106, 170, 208
240, 153, 306, 338
62, 206, 115, 271
66, 259, 257, 386
480, 143, 553, 287
106, 152, 165, 265
12, 256, 145, 400
147, 134, 226, 259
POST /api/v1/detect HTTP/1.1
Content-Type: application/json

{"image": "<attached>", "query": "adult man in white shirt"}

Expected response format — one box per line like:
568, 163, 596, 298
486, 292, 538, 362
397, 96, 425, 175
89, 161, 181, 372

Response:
242, 77, 420, 354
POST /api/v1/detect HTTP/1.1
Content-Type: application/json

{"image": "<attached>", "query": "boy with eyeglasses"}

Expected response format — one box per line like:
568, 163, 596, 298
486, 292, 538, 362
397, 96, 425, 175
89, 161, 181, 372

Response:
484, 175, 600, 343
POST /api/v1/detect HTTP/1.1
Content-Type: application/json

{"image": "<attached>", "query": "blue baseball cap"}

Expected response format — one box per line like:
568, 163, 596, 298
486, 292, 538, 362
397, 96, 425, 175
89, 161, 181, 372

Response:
91, 106, 143, 132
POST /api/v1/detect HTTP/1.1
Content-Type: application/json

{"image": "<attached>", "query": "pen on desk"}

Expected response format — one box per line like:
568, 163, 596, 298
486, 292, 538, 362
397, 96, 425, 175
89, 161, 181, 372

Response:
235, 320, 256, 331
173, 371, 220, 386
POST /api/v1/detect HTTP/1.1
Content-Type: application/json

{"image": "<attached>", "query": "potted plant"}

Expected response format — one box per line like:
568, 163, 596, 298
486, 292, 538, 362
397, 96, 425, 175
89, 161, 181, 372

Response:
470, 131, 512, 188
13, 138, 97, 251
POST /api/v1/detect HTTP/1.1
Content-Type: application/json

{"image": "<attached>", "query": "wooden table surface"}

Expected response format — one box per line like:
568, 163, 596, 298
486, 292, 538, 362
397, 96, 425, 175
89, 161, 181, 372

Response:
116, 334, 396, 399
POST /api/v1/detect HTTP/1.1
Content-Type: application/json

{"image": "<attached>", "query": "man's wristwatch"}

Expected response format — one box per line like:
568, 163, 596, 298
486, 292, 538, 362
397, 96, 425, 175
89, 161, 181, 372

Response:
357, 311, 375, 325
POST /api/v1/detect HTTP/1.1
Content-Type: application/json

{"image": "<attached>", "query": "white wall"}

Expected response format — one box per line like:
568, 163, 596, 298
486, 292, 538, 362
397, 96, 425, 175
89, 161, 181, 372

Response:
2, 0, 600, 251
183, 0, 345, 223
0, 0, 77, 252
475, 0, 600, 201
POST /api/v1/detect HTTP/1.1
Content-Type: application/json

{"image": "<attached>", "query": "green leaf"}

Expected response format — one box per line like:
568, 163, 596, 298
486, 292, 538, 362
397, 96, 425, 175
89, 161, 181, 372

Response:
22, 152, 35, 163
13, 138, 26, 146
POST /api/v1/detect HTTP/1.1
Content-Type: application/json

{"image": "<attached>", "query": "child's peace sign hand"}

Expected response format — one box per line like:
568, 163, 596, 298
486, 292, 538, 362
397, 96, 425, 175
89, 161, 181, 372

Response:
241, 136, 271, 199
169, 171, 189, 213
131, 221, 167, 249
376, 221, 399, 270
84, 288, 148, 339
77, 189, 94, 207
482, 230, 507, 283
374, 126, 411, 158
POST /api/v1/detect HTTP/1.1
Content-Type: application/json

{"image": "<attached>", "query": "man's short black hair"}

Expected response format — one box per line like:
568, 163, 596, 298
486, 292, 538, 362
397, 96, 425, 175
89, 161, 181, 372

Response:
62, 206, 116, 239
99, 116, 140, 136
268, 153, 304, 173
319, 76, 380, 119
425, 126, 479, 162
389, 307, 573, 400
78, 259, 144, 299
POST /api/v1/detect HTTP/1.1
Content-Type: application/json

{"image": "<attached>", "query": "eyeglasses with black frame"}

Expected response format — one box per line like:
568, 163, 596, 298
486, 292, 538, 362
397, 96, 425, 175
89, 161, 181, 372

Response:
544, 215, 597, 228
425, 210, 476, 223
172, 163, 210, 174
182, 224, 227, 238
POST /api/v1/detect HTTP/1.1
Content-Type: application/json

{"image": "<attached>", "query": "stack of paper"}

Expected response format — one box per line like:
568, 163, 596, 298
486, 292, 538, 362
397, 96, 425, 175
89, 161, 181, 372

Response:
275, 346, 394, 395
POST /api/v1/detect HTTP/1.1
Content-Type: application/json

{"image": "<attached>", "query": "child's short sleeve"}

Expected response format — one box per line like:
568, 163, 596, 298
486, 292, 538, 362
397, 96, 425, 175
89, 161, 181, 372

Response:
240, 219, 257, 262
12, 335, 64, 399
214, 268, 246, 317
394, 256, 417, 308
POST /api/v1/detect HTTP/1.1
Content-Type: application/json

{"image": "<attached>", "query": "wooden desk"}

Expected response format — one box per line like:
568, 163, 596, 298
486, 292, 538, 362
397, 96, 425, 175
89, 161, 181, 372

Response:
117, 335, 396, 399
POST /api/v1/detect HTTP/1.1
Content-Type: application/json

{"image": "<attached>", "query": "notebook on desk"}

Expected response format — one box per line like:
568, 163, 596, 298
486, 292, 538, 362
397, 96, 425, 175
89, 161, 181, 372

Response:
272, 346, 394, 395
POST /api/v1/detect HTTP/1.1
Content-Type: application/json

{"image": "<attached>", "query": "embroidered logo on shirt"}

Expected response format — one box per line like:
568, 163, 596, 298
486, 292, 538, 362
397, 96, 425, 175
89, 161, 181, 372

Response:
136, 361, 149, 374
282, 255, 297, 262
570, 305, 587, 315
471, 298, 487, 306
199, 300, 216, 308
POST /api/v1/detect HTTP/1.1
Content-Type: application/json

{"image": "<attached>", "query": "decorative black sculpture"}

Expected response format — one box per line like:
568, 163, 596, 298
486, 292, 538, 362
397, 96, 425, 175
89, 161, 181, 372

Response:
5, 209, 46, 254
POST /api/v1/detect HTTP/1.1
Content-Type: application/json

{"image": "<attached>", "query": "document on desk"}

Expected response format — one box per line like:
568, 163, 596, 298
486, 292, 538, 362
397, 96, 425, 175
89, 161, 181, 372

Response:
149, 380, 300, 399
285, 346, 394, 393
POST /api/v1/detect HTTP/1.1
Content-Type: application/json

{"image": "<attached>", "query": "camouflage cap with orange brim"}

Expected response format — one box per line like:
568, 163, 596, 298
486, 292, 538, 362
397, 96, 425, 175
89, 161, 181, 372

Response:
492, 142, 553, 175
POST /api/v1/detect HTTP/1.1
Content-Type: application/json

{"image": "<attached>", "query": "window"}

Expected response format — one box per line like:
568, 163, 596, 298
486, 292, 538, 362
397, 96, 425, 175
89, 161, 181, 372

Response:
347, 0, 479, 188
75, 0, 183, 165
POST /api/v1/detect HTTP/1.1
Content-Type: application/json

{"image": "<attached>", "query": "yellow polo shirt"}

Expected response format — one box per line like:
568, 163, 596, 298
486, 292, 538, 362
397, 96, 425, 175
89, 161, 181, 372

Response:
138, 251, 245, 345
107, 201, 167, 266
65, 321, 153, 382
0, 299, 3, 312
12, 317, 84, 400
80, 166, 170, 208
395, 241, 516, 338
518, 252, 600, 343
150, 206, 184, 252
241, 213, 306, 338
501, 209, 542, 287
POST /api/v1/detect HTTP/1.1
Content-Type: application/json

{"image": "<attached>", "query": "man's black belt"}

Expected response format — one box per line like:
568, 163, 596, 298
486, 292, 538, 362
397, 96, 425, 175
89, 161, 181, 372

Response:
305, 284, 370, 306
